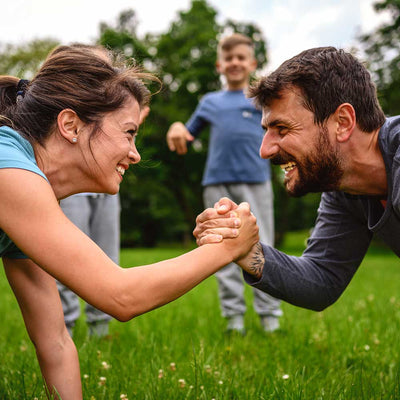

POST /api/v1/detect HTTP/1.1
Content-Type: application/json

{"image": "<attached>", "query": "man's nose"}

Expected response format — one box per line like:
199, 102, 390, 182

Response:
259, 131, 280, 159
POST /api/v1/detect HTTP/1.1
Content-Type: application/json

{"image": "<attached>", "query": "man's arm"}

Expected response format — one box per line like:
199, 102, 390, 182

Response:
194, 193, 373, 311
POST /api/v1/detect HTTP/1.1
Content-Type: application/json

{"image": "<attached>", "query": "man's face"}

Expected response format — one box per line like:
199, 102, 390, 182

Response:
216, 44, 257, 88
259, 88, 344, 197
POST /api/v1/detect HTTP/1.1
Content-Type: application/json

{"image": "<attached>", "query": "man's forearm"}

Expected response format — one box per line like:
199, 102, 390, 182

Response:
236, 242, 265, 279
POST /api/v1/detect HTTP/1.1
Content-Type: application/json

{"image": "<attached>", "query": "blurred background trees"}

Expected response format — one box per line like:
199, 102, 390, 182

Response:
359, 0, 400, 117
0, 0, 395, 247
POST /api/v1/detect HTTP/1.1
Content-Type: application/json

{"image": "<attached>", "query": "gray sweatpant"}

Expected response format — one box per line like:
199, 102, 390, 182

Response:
57, 193, 120, 327
203, 182, 282, 318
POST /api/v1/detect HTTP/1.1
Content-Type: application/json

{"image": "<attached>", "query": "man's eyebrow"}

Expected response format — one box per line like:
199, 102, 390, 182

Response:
261, 118, 288, 129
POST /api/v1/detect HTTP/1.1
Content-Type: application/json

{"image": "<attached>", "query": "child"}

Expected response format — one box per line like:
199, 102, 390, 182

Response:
167, 33, 282, 334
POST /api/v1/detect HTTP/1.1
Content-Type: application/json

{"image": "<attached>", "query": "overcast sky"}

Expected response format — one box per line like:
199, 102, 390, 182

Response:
1, 0, 390, 71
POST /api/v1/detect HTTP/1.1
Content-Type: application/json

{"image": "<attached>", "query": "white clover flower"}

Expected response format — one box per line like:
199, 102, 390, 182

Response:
83, 374, 89, 379
205, 365, 212, 373
218, 380, 223, 385
170, 362, 176, 371
99, 376, 107, 386
158, 369, 164, 379
101, 361, 111, 370
178, 378, 186, 388
364, 345, 370, 351
120, 394, 128, 400
282, 374, 290, 380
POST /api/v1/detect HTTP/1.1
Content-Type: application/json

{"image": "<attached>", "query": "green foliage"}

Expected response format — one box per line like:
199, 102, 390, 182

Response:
0, 39, 59, 78
98, 9, 151, 63
1, 236, 400, 398
359, 0, 400, 116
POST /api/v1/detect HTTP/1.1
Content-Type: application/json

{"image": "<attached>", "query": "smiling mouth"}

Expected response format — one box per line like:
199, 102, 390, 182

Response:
280, 162, 296, 174
116, 165, 126, 176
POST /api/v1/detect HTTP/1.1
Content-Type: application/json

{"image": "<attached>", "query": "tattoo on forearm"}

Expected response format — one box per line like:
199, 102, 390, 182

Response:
249, 243, 265, 279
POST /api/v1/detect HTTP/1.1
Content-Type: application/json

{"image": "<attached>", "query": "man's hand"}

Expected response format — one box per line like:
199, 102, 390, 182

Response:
166, 122, 194, 155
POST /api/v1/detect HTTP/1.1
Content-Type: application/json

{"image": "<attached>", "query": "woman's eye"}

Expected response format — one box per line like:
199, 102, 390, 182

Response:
126, 130, 137, 141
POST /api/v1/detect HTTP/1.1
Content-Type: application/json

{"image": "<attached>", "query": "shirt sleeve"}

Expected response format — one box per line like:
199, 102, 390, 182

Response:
185, 95, 213, 137
244, 191, 372, 311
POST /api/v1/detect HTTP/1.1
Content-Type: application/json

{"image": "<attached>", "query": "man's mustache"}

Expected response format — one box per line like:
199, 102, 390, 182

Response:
270, 151, 294, 166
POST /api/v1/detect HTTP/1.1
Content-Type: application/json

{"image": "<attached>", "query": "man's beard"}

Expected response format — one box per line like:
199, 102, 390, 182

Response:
272, 126, 344, 197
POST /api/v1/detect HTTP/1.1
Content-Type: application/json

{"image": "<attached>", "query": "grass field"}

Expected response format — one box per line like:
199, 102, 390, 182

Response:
0, 231, 399, 399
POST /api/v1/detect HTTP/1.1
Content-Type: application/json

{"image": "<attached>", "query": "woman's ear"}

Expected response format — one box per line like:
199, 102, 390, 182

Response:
334, 103, 356, 143
57, 109, 83, 144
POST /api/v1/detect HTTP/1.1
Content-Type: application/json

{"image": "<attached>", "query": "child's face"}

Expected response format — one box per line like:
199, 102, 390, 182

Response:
216, 44, 257, 88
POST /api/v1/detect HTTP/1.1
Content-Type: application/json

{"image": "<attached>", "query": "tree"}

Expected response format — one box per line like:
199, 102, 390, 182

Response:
0, 39, 59, 78
359, 0, 400, 116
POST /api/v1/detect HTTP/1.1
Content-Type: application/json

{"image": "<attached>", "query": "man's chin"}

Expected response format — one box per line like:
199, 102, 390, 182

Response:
284, 181, 310, 198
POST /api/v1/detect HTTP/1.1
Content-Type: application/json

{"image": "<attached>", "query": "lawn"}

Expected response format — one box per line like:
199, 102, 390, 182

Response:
0, 232, 399, 399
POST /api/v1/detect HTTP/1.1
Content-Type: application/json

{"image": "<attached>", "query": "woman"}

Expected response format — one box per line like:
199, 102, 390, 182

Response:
0, 44, 257, 399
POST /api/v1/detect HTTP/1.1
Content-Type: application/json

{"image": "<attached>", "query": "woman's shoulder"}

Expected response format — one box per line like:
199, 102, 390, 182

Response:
0, 125, 47, 181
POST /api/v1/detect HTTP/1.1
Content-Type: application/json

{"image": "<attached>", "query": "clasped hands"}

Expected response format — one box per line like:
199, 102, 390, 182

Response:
193, 197, 265, 279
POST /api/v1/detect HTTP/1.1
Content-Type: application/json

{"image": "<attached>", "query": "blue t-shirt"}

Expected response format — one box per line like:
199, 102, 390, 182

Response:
186, 89, 270, 186
0, 126, 48, 258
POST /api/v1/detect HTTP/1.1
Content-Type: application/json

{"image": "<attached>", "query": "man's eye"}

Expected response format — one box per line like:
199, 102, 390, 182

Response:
277, 126, 288, 135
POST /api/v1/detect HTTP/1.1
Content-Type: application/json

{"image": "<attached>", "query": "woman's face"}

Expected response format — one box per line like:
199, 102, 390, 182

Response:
84, 96, 142, 194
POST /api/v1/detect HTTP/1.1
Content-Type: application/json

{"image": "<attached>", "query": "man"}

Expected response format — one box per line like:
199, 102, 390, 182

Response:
194, 46, 397, 311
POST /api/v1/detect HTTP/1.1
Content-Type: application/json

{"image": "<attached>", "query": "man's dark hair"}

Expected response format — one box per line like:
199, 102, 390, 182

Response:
249, 47, 386, 132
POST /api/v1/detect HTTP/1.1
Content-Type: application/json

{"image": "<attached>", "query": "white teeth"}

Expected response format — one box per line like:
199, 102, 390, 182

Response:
280, 162, 296, 173
116, 166, 125, 176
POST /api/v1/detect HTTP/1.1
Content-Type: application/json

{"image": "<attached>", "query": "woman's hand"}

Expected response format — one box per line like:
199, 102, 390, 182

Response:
193, 198, 259, 262
193, 197, 240, 245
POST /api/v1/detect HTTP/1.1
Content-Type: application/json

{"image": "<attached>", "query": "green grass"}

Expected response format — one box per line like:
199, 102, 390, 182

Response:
0, 232, 400, 399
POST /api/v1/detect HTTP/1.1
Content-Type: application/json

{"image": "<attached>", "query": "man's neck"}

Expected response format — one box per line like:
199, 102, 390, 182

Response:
340, 127, 388, 196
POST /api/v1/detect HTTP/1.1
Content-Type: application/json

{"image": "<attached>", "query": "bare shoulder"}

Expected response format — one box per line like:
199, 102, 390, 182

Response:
0, 168, 101, 264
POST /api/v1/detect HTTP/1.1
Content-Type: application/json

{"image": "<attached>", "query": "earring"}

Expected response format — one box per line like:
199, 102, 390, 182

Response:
72, 137, 77, 143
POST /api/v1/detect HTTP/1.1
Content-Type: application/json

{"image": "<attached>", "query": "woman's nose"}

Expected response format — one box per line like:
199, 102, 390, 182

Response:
128, 145, 141, 164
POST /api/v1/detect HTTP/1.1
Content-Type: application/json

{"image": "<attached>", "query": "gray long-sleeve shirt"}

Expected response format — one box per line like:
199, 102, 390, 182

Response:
244, 116, 400, 311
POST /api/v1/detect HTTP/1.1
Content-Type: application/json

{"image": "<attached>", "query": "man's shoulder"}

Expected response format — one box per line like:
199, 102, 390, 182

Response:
379, 116, 400, 156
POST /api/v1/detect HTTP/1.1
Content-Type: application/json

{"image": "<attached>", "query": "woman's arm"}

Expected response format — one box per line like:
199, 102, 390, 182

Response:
0, 169, 258, 321
3, 257, 82, 400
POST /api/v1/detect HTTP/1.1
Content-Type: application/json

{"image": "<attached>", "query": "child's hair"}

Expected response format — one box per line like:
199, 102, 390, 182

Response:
0, 43, 158, 145
217, 33, 254, 58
